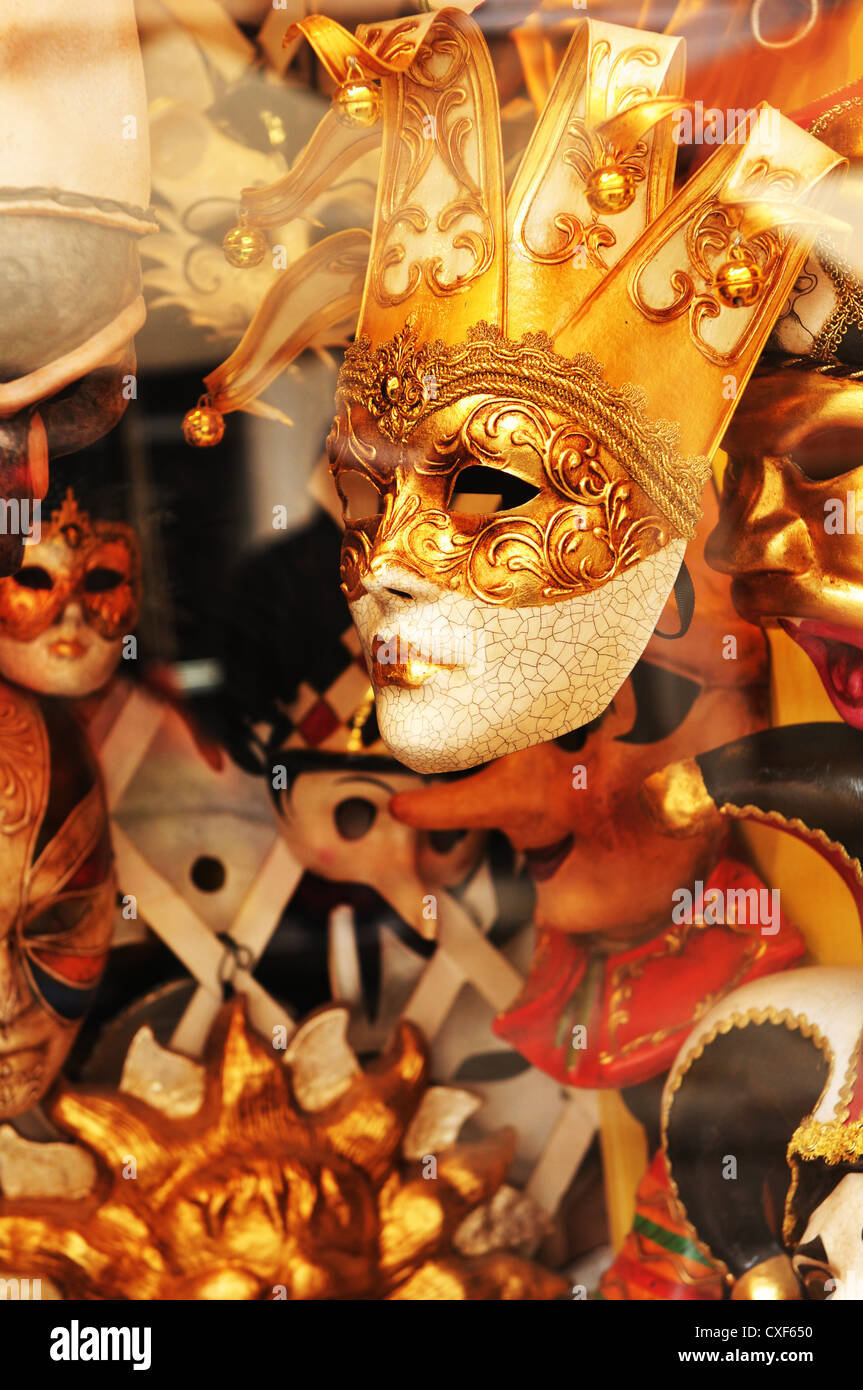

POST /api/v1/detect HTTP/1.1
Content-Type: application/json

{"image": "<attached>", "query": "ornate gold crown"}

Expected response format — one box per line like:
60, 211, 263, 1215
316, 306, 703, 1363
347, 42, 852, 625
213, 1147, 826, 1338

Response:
44, 487, 138, 557
191, 10, 846, 540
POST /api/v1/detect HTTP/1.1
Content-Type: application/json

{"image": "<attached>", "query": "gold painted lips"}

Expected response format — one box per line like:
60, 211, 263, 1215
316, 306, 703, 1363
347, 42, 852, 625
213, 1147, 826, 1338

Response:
50, 639, 87, 659
371, 634, 457, 689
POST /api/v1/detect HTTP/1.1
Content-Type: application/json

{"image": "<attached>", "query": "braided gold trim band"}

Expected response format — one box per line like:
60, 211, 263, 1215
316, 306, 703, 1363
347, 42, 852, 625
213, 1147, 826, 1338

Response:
788, 1117, 863, 1164
337, 322, 709, 538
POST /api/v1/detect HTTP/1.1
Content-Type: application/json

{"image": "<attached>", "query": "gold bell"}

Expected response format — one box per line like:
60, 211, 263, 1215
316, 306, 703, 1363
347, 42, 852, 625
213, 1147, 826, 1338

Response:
585, 163, 637, 215
183, 399, 225, 448
222, 221, 267, 269
332, 60, 381, 129
714, 248, 763, 308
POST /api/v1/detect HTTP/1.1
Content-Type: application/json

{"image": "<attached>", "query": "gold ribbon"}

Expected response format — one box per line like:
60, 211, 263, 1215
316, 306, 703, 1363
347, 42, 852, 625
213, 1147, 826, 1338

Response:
203, 229, 369, 420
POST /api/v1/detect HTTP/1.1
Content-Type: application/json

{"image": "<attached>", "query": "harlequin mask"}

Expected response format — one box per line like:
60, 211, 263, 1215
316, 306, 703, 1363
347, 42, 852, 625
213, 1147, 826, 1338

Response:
707, 86, 863, 728
664, 966, 863, 1299
0, 489, 141, 697
0, 682, 114, 1116
194, 12, 843, 772
270, 667, 486, 941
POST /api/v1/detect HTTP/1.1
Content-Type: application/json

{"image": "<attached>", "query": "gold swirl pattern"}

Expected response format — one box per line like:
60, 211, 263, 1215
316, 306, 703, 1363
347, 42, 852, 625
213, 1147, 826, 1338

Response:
370, 23, 495, 308
336, 321, 710, 537
334, 398, 669, 607
629, 158, 797, 366
0, 692, 44, 838
511, 121, 646, 272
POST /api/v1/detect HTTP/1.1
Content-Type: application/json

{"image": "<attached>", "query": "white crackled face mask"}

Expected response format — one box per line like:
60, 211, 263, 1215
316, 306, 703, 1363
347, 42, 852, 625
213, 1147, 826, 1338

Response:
329, 379, 685, 773
194, 12, 840, 772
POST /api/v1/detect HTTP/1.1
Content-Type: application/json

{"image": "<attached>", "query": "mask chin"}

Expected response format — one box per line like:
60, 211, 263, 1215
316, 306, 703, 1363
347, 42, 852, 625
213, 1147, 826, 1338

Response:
358, 541, 685, 774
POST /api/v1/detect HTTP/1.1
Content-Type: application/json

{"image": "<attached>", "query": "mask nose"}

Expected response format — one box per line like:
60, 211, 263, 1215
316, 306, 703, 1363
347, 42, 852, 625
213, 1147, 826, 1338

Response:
360, 560, 441, 606
57, 600, 84, 629
706, 456, 812, 578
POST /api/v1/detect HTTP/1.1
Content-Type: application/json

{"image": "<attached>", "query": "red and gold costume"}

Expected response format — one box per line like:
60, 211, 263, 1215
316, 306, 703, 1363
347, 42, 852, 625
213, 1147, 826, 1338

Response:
494, 855, 805, 1090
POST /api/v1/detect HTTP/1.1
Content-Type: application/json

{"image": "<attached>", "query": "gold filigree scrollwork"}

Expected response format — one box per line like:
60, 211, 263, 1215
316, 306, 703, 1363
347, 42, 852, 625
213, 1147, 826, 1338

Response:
512, 37, 662, 273
344, 324, 435, 438
0, 693, 42, 836
337, 399, 668, 606
606, 46, 660, 113
629, 158, 798, 365
337, 323, 710, 537
371, 26, 494, 307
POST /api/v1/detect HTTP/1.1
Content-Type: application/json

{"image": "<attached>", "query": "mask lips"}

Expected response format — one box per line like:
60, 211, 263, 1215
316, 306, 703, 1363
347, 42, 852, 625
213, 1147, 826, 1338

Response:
780, 617, 863, 729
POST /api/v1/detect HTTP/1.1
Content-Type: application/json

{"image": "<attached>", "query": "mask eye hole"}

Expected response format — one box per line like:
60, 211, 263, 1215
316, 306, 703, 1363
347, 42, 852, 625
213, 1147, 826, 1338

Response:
450, 465, 539, 515
339, 471, 384, 522
334, 796, 377, 841
84, 567, 124, 594
789, 426, 863, 482
24, 900, 87, 939
14, 566, 53, 591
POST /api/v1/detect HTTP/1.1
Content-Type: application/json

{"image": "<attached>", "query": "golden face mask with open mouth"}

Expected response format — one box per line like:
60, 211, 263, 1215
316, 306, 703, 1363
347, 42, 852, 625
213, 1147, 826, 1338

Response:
707, 87, 863, 728
195, 12, 844, 772
708, 368, 863, 726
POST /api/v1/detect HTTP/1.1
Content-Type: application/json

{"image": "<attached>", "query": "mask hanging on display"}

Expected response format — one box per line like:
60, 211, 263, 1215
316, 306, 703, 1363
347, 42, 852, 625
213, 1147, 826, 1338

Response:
644, 81, 863, 968
663, 965, 863, 1300
0, 681, 114, 1118
0, 489, 142, 699
190, 11, 844, 772
0, 0, 154, 576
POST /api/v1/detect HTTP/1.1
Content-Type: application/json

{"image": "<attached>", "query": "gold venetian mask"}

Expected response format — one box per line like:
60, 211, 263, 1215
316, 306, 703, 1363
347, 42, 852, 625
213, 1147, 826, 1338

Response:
195, 13, 843, 771
708, 369, 863, 730
330, 332, 674, 613
0, 489, 141, 698
0, 1000, 565, 1299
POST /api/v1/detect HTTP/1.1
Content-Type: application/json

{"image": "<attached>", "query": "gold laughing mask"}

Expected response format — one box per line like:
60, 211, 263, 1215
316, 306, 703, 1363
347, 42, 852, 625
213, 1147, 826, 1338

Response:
195, 11, 844, 772
0, 489, 141, 698
706, 87, 863, 728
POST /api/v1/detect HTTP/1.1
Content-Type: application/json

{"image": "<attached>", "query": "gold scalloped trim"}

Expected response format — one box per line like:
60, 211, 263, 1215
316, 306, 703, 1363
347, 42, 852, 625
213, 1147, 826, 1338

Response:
784, 1116, 863, 1247
661, 1005, 835, 1282
717, 801, 863, 888
834, 1026, 863, 1124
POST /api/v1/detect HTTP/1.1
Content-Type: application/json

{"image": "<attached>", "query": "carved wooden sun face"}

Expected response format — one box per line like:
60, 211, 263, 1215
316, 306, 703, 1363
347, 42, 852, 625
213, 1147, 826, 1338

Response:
0, 1000, 566, 1301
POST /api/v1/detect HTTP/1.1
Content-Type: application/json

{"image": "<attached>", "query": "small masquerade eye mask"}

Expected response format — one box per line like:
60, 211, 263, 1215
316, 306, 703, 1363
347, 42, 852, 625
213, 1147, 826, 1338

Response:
0, 489, 141, 642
